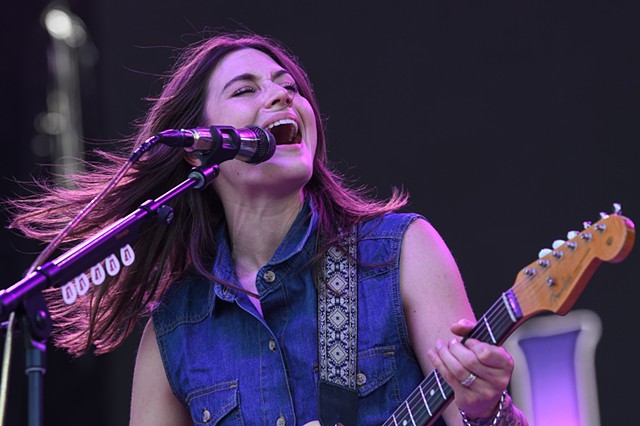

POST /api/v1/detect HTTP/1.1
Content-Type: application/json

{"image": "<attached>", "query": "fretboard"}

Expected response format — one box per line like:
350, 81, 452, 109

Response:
382, 290, 523, 426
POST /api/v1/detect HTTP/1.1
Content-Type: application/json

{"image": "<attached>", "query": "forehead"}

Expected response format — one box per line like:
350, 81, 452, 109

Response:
209, 48, 287, 86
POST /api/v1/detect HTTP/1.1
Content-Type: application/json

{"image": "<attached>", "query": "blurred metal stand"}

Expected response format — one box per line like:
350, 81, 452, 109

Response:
38, 1, 96, 184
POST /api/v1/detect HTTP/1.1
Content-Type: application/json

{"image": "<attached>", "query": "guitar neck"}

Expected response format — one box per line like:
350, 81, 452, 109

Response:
383, 290, 523, 426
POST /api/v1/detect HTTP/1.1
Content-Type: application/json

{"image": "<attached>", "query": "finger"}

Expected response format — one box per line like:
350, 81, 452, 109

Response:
427, 340, 456, 383
432, 339, 477, 387
448, 339, 515, 390
448, 338, 480, 372
459, 341, 513, 392
450, 319, 475, 336
465, 339, 514, 371
447, 339, 500, 387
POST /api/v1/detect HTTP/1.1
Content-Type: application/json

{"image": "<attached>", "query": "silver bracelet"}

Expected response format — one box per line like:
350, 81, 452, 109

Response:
460, 390, 507, 426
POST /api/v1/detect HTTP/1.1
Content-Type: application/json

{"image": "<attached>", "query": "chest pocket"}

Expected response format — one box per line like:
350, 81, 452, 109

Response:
186, 380, 243, 426
356, 346, 398, 398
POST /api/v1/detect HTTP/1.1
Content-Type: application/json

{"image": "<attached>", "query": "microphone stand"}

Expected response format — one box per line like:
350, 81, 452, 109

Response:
0, 162, 220, 426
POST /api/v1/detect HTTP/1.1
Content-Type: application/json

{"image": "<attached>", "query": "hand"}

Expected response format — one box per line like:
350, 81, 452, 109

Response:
426, 319, 514, 419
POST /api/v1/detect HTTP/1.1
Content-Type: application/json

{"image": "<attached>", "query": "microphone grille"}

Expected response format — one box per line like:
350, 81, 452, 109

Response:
246, 126, 276, 164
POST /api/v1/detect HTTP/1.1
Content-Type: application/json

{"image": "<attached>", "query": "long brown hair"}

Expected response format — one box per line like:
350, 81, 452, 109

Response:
8, 33, 408, 356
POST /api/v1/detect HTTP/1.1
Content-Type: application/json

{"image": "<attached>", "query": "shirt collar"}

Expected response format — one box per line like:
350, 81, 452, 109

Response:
268, 198, 318, 265
211, 197, 318, 302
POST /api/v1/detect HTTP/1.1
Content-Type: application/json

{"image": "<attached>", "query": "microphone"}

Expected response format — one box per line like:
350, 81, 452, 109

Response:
155, 125, 276, 164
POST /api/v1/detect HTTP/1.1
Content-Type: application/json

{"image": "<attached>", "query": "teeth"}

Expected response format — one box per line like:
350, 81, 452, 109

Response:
266, 118, 299, 133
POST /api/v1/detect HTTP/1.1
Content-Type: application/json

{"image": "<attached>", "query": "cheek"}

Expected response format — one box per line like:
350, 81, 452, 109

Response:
204, 100, 258, 126
299, 101, 319, 150
310, 136, 319, 158
308, 120, 319, 156
203, 94, 219, 124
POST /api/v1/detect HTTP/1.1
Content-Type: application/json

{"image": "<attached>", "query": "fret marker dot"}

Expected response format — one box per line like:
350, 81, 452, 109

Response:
402, 421, 408, 426
430, 389, 435, 396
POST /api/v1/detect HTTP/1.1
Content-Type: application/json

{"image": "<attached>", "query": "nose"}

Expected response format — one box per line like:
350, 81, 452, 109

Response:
264, 84, 294, 110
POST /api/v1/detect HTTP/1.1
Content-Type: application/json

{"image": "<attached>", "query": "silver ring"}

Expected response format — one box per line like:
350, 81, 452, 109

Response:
460, 373, 477, 387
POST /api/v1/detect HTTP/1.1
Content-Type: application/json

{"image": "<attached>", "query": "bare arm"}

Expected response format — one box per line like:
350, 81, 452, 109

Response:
400, 219, 525, 425
130, 320, 192, 426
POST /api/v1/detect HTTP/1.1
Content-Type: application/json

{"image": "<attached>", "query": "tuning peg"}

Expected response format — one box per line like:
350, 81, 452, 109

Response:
613, 203, 622, 214
538, 248, 552, 258
599, 212, 609, 219
552, 240, 565, 249
583, 221, 592, 229
567, 230, 579, 239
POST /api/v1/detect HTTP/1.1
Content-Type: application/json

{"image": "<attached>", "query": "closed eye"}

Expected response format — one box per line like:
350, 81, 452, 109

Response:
231, 86, 256, 97
281, 82, 298, 94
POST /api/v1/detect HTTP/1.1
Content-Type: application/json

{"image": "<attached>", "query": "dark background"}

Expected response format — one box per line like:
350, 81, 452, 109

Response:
2, 1, 638, 424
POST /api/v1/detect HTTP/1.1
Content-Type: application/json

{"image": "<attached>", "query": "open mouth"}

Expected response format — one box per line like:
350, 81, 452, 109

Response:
266, 119, 301, 145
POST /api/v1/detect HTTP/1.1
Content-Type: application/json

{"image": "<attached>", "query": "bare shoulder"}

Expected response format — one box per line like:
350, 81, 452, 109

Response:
399, 217, 474, 355
130, 320, 192, 426
400, 218, 470, 310
401, 218, 459, 271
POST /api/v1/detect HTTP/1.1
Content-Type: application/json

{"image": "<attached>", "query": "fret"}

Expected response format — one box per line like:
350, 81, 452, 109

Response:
419, 384, 432, 417
493, 304, 516, 342
470, 292, 523, 346
434, 370, 447, 400
482, 315, 497, 343
392, 402, 410, 426
405, 400, 417, 426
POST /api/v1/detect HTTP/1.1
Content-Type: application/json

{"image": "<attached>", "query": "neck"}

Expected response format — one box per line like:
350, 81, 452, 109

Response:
222, 191, 305, 270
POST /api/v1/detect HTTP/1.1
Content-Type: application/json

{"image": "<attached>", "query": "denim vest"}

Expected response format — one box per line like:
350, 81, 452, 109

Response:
152, 206, 446, 426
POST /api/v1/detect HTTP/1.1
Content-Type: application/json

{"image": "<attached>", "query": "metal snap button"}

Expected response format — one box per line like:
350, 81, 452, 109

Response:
269, 339, 277, 352
276, 414, 286, 426
356, 372, 367, 386
263, 270, 276, 283
202, 408, 211, 423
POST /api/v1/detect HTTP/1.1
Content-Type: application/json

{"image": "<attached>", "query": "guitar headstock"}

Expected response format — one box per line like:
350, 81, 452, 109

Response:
512, 204, 635, 318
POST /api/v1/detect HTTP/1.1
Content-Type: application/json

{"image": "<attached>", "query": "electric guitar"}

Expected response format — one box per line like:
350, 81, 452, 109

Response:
382, 207, 634, 426
305, 206, 635, 426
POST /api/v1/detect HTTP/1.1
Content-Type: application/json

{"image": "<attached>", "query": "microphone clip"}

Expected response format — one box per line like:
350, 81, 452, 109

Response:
188, 163, 220, 189
184, 126, 242, 167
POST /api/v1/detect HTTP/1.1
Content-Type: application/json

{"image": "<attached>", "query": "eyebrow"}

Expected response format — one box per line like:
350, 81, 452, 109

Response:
221, 69, 292, 92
